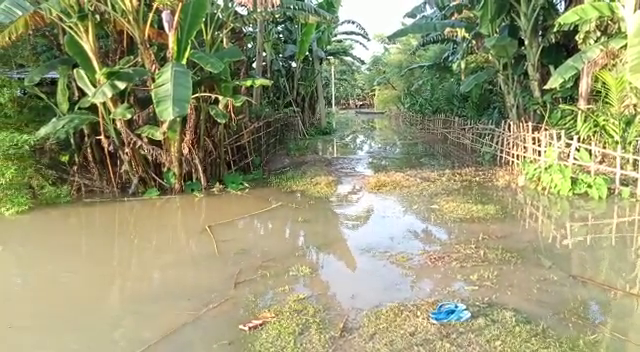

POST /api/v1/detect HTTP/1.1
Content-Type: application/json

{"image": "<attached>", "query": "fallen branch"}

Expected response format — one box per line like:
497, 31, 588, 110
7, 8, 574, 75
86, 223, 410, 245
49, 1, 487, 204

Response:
232, 268, 241, 289
569, 313, 640, 346
330, 314, 350, 352
208, 202, 283, 227
570, 274, 640, 299
337, 314, 348, 337
205, 225, 219, 256
135, 296, 230, 352
235, 273, 266, 287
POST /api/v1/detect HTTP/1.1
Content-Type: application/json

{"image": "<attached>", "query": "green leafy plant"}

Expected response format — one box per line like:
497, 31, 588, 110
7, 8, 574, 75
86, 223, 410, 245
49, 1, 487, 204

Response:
223, 172, 249, 191
0, 131, 71, 215
520, 147, 611, 200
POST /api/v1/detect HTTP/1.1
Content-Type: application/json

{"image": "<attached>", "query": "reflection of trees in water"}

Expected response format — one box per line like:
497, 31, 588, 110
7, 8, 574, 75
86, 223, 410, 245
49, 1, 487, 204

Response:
513, 193, 640, 350
240, 202, 358, 273
339, 206, 374, 232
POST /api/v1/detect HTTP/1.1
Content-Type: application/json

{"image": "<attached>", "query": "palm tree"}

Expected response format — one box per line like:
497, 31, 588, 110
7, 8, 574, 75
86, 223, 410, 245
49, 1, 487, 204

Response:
311, 16, 370, 128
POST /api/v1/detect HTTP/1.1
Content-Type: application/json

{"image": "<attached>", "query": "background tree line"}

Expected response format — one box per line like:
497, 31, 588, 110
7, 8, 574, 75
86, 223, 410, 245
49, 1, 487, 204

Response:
365, 0, 640, 152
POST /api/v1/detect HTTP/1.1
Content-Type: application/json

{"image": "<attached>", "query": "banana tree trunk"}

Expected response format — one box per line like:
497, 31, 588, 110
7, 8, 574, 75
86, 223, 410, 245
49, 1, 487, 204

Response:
514, 0, 543, 118
253, 18, 265, 104
313, 55, 327, 128
166, 121, 184, 193
577, 65, 593, 108
524, 51, 542, 102
498, 73, 519, 121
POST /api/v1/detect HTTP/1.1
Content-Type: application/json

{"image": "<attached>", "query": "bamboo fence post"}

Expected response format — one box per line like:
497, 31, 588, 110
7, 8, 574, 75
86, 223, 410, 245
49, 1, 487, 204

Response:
591, 142, 596, 177
499, 120, 506, 163
568, 136, 578, 170
508, 121, 514, 165
527, 122, 533, 159
468, 122, 473, 153
541, 131, 547, 162
552, 131, 558, 161
616, 144, 622, 194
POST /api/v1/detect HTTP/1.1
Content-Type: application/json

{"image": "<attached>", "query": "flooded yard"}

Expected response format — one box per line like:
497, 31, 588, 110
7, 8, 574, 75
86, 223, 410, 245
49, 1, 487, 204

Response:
1, 113, 639, 351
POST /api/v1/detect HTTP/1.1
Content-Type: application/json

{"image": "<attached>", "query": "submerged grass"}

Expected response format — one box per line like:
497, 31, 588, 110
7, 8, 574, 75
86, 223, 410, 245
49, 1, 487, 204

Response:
424, 242, 521, 268
364, 168, 509, 223
269, 169, 337, 198
347, 300, 600, 352
245, 294, 334, 352
364, 168, 513, 196
434, 195, 506, 222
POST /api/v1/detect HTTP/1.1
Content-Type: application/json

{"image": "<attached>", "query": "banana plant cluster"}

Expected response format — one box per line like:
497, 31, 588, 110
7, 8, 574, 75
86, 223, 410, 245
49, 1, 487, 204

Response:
383, 0, 640, 126
0, 0, 345, 195
386, 0, 562, 121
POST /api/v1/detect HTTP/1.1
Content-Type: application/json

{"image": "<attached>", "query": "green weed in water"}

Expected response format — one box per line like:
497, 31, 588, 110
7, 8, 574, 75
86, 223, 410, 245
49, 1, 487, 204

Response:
245, 294, 333, 352
269, 170, 336, 198
348, 301, 600, 352
288, 264, 313, 277
434, 195, 506, 222
424, 242, 520, 268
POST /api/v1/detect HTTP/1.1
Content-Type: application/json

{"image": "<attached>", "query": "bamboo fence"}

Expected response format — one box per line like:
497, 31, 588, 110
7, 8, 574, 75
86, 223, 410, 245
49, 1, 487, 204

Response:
410, 114, 640, 196
225, 115, 294, 173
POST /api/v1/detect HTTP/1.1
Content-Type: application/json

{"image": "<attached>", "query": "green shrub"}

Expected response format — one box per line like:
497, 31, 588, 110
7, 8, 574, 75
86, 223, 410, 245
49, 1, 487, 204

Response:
0, 131, 71, 216
0, 76, 51, 132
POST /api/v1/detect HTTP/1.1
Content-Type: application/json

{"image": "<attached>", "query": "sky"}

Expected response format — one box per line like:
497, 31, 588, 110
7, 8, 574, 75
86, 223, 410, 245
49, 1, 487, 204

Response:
339, 0, 418, 61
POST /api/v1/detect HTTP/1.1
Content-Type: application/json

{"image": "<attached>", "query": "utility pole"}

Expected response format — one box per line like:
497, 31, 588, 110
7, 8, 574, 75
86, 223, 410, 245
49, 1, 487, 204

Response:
331, 59, 336, 113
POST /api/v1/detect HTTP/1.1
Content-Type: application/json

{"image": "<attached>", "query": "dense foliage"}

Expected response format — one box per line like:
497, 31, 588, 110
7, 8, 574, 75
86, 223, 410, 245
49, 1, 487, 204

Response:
0, 0, 368, 214
366, 0, 640, 140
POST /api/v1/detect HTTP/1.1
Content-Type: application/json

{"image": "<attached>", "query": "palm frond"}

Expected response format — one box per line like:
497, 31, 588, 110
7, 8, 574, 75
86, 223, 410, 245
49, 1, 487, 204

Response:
338, 19, 368, 37
410, 32, 456, 54
333, 29, 369, 41
595, 70, 628, 113
326, 46, 365, 65
332, 37, 368, 51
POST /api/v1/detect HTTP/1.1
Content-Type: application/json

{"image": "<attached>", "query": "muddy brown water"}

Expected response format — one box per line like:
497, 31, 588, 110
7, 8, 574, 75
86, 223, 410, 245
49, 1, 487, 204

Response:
2, 114, 640, 351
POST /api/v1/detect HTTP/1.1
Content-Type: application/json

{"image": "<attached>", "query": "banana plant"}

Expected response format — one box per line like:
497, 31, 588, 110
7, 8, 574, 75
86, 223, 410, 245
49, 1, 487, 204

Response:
545, 0, 640, 95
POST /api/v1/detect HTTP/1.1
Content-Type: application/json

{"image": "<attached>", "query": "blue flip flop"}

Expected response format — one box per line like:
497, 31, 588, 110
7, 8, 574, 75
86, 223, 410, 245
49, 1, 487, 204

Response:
429, 302, 471, 324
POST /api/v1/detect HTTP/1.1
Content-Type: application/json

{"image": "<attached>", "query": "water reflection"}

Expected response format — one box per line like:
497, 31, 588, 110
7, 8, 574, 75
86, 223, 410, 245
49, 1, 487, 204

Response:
513, 192, 640, 351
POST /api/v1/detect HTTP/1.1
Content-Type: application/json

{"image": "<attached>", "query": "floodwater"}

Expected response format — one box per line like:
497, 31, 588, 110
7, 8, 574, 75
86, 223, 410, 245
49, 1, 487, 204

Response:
2, 114, 640, 351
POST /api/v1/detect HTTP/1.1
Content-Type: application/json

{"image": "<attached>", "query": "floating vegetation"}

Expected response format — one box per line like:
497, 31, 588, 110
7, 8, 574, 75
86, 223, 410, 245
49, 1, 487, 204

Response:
288, 264, 314, 277
245, 294, 333, 352
433, 195, 506, 222
364, 168, 514, 197
423, 242, 520, 268
346, 300, 600, 352
363, 171, 421, 193
269, 169, 337, 198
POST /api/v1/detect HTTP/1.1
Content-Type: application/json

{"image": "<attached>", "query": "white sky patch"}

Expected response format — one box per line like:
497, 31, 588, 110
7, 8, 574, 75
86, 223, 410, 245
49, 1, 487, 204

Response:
340, 0, 418, 61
